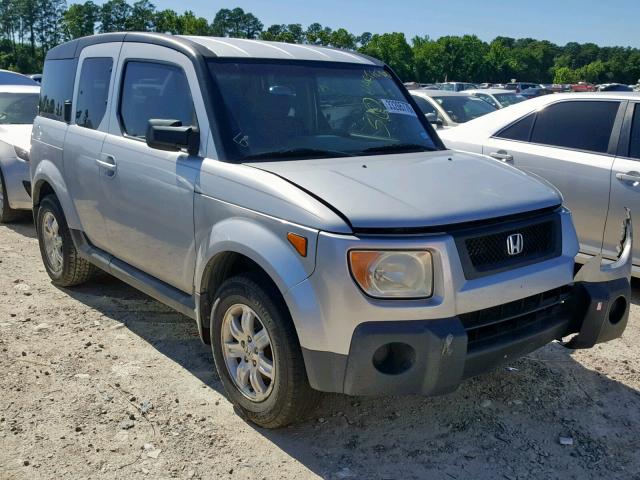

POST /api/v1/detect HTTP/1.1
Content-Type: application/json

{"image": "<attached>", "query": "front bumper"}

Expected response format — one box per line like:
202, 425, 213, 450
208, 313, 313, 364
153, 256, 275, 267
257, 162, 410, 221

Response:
302, 211, 633, 396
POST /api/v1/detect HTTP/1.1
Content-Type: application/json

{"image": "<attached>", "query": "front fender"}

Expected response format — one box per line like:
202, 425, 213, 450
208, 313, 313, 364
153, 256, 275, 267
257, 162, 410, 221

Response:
32, 159, 82, 230
194, 194, 319, 296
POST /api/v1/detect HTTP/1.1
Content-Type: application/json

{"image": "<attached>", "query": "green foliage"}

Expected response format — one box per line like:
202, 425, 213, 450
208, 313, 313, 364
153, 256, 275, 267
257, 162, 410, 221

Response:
360, 32, 413, 80
62, 2, 99, 39
553, 66, 579, 84
1, 0, 640, 85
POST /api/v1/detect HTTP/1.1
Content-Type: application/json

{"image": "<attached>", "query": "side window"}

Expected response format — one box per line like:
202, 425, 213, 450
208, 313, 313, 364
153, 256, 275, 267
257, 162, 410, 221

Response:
477, 93, 499, 109
39, 58, 77, 122
412, 96, 437, 117
630, 104, 640, 159
119, 61, 196, 139
75, 57, 113, 130
495, 113, 535, 142
531, 101, 619, 154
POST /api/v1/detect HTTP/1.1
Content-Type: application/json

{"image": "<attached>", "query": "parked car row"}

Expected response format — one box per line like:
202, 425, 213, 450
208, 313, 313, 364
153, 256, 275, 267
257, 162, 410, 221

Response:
0, 35, 634, 430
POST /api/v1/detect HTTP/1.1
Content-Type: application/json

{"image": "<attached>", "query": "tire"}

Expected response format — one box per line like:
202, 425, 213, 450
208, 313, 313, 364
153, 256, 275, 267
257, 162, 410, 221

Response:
0, 167, 20, 223
36, 195, 95, 287
210, 273, 320, 428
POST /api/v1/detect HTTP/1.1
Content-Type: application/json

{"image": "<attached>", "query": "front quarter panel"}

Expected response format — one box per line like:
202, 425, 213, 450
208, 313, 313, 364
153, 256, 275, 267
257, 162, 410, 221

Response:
194, 193, 319, 297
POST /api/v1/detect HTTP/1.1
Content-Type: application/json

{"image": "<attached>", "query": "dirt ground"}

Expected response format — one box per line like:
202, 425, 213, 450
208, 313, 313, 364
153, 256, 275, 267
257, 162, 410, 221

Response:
1, 218, 639, 480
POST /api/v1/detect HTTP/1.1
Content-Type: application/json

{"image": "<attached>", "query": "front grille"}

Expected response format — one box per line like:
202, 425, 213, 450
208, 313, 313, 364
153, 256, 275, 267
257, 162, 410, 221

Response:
454, 211, 562, 279
459, 286, 572, 351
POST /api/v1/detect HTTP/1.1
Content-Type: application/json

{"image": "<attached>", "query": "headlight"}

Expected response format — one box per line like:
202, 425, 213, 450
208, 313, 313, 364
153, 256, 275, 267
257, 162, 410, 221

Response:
349, 250, 433, 299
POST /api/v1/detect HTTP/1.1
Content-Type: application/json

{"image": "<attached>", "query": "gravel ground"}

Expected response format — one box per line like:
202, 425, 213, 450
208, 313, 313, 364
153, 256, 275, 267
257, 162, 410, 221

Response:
1, 218, 640, 480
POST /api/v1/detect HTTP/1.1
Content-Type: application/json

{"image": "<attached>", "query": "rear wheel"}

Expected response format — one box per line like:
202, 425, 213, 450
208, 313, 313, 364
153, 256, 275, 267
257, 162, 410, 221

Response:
36, 195, 94, 286
0, 168, 20, 223
210, 273, 320, 428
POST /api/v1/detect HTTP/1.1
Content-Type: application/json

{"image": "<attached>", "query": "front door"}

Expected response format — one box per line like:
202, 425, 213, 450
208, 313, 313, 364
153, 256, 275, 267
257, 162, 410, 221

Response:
99, 43, 210, 293
603, 101, 640, 266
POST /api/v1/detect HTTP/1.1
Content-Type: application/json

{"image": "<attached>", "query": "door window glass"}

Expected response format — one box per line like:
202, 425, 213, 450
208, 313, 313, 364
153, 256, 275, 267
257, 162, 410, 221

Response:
531, 101, 619, 154
76, 57, 113, 130
495, 113, 535, 141
39, 58, 77, 122
412, 95, 438, 116
119, 61, 196, 139
477, 93, 499, 109
629, 104, 640, 159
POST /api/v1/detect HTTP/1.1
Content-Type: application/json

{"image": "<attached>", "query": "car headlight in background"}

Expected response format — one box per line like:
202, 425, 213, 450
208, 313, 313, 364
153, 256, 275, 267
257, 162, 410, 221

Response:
349, 250, 433, 299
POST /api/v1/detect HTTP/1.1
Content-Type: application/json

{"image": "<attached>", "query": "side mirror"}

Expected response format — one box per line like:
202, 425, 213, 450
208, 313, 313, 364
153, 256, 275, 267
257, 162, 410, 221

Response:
146, 119, 200, 156
425, 113, 443, 128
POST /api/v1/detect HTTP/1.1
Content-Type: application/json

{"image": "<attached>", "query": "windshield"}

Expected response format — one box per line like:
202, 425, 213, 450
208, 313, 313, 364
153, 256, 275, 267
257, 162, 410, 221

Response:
0, 93, 39, 124
494, 93, 527, 107
432, 95, 496, 123
0, 71, 37, 86
208, 61, 438, 161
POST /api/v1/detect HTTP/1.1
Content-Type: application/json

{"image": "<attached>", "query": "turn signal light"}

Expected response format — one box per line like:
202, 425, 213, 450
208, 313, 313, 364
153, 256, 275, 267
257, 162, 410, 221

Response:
287, 232, 307, 257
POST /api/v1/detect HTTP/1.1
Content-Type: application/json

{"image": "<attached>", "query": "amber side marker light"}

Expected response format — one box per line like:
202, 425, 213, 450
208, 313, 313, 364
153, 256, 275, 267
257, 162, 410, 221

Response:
287, 233, 307, 257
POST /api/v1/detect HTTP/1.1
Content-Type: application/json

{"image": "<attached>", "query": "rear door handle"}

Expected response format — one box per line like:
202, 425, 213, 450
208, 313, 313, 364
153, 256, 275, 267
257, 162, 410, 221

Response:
616, 172, 640, 185
489, 150, 514, 163
95, 153, 117, 173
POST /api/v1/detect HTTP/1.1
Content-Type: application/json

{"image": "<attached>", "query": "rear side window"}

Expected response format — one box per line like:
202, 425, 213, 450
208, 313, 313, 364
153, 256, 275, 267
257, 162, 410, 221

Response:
496, 113, 535, 141
75, 57, 113, 130
39, 59, 77, 122
531, 101, 619, 154
630, 105, 640, 159
119, 61, 196, 139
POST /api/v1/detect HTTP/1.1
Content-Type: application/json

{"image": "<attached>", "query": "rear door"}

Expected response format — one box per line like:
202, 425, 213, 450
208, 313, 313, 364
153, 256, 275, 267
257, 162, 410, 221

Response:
99, 43, 209, 293
63, 43, 120, 250
602, 100, 640, 265
482, 99, 624, 258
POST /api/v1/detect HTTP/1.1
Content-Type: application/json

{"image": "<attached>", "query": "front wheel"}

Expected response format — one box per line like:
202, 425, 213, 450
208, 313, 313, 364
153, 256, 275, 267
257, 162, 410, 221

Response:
210, 274, 319, 428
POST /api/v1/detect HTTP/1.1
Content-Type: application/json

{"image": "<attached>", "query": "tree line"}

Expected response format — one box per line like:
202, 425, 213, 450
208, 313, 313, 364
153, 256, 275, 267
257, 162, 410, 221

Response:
1, 0, 639, 85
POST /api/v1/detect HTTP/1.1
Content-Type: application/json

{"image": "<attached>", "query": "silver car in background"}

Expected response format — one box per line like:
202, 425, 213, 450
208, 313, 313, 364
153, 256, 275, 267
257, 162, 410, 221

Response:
464, 88, 527, 109
0, 84, 39, 222
411, 89, 497, 128
440, 92, 640, 274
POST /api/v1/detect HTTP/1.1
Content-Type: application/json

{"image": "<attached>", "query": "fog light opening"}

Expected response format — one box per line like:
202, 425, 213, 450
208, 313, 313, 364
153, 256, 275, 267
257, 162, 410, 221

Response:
372, 342, 416, 375
608, 296, 627, 325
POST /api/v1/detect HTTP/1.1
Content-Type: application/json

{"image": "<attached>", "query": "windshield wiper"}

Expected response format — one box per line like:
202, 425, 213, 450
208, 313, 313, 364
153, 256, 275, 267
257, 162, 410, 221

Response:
361, 143, 435, 154
243, 148, 353, 161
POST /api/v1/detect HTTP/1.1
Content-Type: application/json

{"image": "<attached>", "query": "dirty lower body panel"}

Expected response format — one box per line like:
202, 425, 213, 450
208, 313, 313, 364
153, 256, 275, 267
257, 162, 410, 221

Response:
302, 212, 633, 396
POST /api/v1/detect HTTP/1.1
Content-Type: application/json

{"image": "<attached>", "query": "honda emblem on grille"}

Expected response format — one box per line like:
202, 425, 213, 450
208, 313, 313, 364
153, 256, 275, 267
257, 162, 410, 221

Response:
506, 233, 524, 256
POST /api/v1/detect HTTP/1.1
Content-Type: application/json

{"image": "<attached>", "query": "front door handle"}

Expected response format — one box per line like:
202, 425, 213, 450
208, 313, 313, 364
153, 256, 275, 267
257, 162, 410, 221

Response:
616, 171, 640, 185
489, 150, 514, 163
95, 154, 117, 173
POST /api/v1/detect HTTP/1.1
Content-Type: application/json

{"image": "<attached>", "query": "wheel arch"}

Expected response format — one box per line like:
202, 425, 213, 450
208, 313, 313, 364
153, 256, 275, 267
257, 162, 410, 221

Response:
31, 160, 81, 229
194, 216, 318, 341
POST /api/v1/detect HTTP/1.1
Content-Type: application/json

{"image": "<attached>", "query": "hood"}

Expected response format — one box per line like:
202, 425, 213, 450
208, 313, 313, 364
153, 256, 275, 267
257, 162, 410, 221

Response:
0, 124, 33, 151
249, 150, 561, 231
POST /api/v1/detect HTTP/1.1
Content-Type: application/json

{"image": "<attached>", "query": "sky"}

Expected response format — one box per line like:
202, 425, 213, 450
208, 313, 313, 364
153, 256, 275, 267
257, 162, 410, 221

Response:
107, 0, 640, 48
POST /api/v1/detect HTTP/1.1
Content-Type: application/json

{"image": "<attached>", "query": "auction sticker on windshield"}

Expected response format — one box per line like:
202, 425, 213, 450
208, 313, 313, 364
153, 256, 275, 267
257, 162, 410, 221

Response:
381, 99, 417, 117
